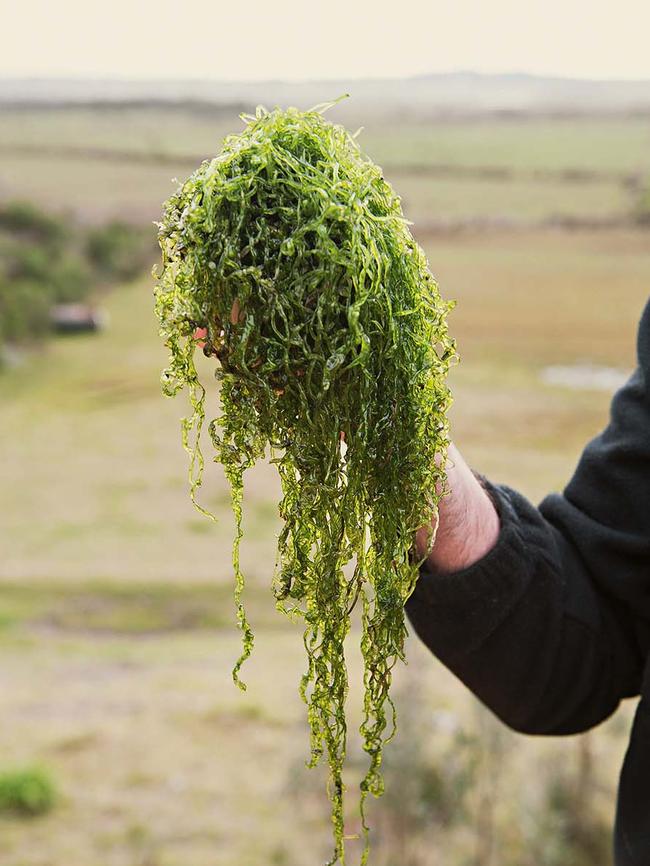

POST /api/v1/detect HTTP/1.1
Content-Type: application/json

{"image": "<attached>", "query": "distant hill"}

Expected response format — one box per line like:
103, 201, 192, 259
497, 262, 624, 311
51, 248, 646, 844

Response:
2, 73, 650, 119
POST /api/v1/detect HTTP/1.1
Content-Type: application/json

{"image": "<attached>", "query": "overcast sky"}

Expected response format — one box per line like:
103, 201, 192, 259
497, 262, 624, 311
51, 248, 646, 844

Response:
4, 0, 650, 81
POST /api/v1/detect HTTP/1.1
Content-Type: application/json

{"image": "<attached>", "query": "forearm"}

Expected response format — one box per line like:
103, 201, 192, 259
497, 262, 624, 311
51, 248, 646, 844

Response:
407, 478, 644, 734
415, 442, 500, 573
408, 299, 650, 734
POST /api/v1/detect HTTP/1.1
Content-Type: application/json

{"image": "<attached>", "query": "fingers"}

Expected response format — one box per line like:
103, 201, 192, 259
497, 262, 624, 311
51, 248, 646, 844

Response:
193, 327, 207, 347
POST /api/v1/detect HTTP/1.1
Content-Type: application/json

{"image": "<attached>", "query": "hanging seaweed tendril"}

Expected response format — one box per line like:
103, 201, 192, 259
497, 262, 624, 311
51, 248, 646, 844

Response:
154, 101, 457, 865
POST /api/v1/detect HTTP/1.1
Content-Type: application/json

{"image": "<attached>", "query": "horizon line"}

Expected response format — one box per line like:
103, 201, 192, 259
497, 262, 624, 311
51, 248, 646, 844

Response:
3, 69, 650, 86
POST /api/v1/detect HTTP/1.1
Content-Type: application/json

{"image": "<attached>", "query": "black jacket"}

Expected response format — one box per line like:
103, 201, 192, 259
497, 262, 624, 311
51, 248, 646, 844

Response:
405, 297, 650, 866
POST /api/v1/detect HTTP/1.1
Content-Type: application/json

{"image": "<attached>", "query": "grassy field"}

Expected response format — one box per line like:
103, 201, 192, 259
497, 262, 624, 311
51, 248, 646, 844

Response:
362, 117, 650, 174
1, 105, 649, 865
3, 109, 650, 173
1, 108, 649, 225
397, 174, 632, 224
2, 152, 637, 227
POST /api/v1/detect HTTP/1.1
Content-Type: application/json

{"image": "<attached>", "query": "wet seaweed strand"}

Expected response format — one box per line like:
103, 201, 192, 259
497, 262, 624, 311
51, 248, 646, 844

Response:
154, 101, 456, 865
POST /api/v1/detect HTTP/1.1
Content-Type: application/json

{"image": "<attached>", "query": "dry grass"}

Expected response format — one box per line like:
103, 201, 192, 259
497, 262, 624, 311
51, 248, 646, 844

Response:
0, 626, 633, 866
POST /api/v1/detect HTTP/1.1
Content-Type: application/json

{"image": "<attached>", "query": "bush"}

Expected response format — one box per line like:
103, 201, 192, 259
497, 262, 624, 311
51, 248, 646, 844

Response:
0, 201, 67, 249
87, 221, 148, 280
2, 241, 91, 305
0, 201, 150, 353
0, 767, 57, 817
0, 279, 52, 343
4, 243, 51, 283
50, 255, 93, 303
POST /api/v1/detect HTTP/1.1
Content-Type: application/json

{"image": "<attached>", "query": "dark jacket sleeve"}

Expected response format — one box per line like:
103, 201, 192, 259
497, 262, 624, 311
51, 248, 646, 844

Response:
405, 297, 650, 736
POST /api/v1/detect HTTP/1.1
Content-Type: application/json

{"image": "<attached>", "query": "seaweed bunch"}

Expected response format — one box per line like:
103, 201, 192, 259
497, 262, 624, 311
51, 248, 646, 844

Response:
154, 101, 456, 864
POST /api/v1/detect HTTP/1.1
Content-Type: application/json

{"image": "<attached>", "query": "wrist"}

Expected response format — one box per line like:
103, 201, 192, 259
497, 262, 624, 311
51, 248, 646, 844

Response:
416, 446, 500, 575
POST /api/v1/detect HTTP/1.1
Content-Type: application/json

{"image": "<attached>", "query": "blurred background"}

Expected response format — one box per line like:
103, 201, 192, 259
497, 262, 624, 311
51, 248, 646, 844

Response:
1, 2, 650, 864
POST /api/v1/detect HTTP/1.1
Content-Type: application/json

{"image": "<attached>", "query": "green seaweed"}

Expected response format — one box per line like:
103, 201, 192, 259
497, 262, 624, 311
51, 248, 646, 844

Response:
154, 102, 456, 864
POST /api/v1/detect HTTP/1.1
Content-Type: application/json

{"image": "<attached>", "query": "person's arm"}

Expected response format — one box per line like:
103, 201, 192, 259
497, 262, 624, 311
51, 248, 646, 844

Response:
406, 298, 650, 735
414, 443, 501, 574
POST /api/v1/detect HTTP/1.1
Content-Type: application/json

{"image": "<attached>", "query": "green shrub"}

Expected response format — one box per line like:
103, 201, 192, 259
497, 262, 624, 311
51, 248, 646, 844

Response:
0, 201, 150, 353
87, 221, 148, 280
50, 255, 92, 303
0, 766, 57, 817
2, 238, 91, 305
0, 201, 67, 249
5, 243, 51, 283
0, 279, 52, 342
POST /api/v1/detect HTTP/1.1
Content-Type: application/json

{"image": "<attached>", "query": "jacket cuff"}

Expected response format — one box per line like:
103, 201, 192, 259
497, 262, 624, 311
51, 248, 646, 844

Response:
405, 479, 536, 658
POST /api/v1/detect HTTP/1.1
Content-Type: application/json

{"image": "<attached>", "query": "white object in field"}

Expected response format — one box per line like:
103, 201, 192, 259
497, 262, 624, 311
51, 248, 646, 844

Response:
541, 364, 631, 392
50, 304, 109, 334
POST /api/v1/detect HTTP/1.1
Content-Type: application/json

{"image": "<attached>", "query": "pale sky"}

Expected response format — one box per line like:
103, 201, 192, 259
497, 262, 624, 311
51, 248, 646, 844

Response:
3, 0, 650, 81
